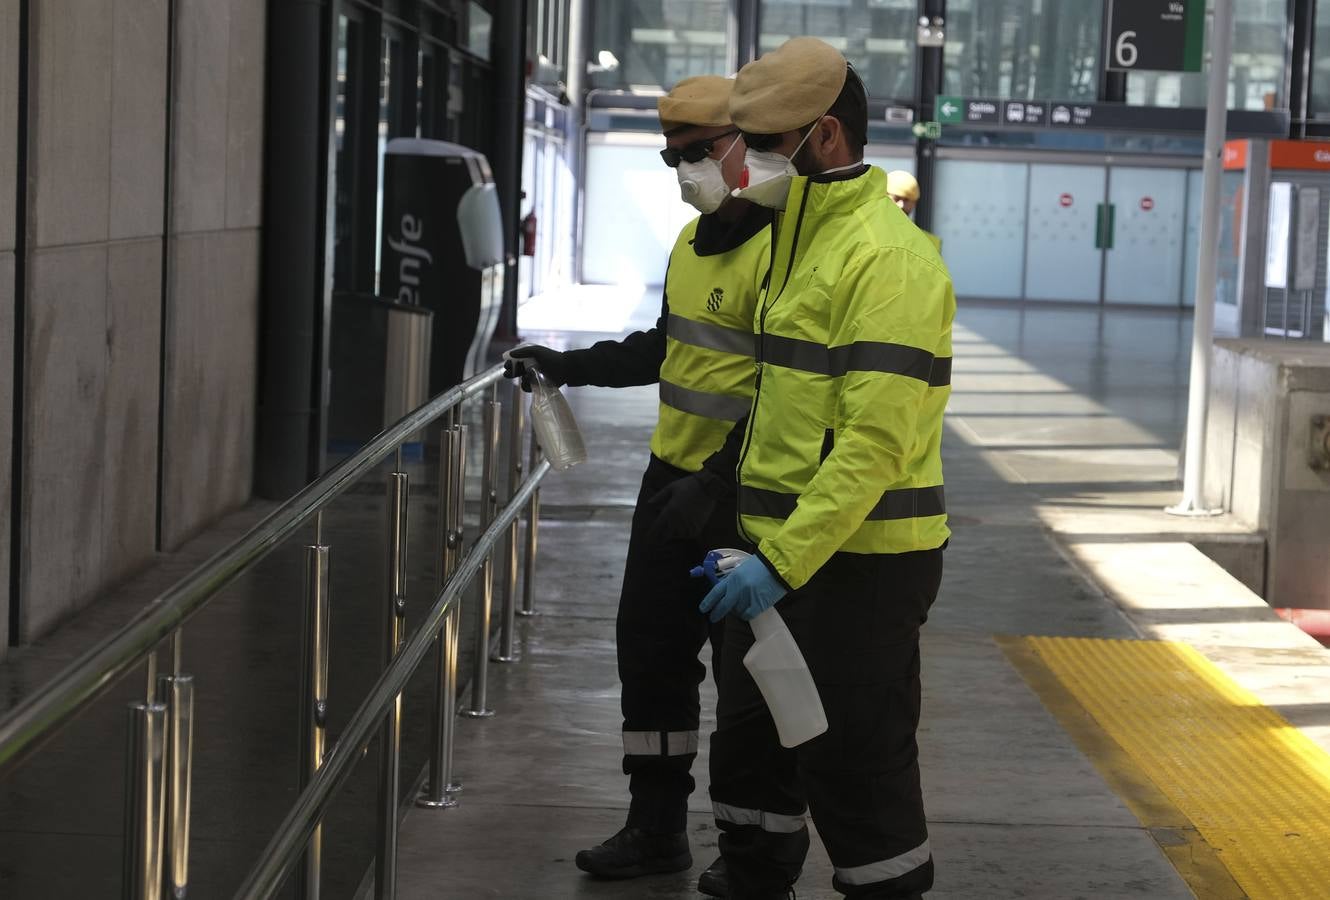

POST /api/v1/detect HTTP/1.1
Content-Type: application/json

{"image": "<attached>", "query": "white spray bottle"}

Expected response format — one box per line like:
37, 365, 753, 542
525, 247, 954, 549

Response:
694, 549, 828, 748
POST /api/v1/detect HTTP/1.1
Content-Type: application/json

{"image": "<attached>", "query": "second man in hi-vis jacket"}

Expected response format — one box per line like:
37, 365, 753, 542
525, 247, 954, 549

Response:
503, 75, 771, 885
655, 38, 954, 900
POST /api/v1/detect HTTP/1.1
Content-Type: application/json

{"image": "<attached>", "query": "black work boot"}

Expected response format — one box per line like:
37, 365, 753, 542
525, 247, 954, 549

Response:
700, 855, 801, 898
697, 855, 728, 896
574, 826, 691, 878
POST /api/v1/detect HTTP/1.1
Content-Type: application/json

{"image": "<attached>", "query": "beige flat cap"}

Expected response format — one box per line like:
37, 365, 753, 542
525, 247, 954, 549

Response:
886, 170, 920, 202
658, 75, 733, 134
731, 37, 847, 135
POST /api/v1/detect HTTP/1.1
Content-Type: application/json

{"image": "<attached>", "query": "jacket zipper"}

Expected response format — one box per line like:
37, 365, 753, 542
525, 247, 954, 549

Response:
736, 184, 813, 541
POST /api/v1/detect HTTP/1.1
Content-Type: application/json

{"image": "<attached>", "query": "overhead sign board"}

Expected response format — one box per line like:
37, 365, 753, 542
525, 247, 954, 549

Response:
1106, 0, 1205, 73
932, 99, 1288, 138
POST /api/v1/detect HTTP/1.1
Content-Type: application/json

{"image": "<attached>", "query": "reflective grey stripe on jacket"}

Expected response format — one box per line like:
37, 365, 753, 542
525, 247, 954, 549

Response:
761, 333, 952, 386
835, 838, 932, 886
660, 379, 751, 422
622, 730, 700, 757
712, 802, 807, 833
668, 313, 755, 358
739, 485, 945, 521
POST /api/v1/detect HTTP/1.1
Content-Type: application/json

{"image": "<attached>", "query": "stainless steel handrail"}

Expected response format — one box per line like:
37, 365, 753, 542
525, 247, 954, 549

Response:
0, 367, 505, 775
233, 458, 551, 900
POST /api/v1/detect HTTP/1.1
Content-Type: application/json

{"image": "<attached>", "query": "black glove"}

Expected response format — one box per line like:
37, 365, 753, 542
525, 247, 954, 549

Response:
503, 344, 569, 392
646, 470, 724, 542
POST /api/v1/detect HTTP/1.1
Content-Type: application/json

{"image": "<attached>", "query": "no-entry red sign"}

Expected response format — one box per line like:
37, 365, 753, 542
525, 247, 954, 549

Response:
1059, 193, 1073, 208
1140, 196, 1155, 211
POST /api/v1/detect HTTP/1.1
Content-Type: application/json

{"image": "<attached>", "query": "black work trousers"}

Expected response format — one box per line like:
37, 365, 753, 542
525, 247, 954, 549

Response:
709, 547, 943, 898
619, 455, 746, 834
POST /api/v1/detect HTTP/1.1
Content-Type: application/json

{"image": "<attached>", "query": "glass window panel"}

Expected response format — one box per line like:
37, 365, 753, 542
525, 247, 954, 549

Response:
1126, 0, 1287, 110
375, 33, 404, 293
468, 1, 492, 61
1311, 0, 1330, 115
591, 0, 732, 91
759, 0, 917, 101
333, 15, 362, 292
944, 0, 1103, 102
934, 159, 1029, 298
418, 49, 437, 137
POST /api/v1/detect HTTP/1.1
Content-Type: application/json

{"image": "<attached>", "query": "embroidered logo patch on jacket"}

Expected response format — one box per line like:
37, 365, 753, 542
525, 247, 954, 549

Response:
706, 287, 724, 312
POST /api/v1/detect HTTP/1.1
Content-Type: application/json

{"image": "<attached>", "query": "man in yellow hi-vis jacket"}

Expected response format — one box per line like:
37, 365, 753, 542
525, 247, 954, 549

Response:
504, 76, 771, 885
656, 38, 953, 899
886, 169, 943, 254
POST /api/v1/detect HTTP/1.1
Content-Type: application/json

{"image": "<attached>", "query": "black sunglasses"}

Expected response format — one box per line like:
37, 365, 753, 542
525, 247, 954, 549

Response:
739, 130, 784, 153
660, 129, 740, 168
741, 120, 821, 154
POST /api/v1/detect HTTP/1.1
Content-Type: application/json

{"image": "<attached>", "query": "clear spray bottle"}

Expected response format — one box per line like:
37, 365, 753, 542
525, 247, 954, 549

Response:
504, 348, 587, 471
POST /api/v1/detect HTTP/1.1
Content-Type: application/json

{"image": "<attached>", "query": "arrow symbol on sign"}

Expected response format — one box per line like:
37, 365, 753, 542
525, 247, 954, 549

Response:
940, 101, 958, 117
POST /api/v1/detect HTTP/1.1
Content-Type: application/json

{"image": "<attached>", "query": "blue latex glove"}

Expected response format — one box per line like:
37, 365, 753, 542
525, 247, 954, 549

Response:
699, 556, 787, 623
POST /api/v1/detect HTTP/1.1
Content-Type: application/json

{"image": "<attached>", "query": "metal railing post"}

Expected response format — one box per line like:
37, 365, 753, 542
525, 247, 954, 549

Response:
295, 544, 330, 899
519, 437, 543, 617
157, 670, 194, 900
443, 424, 467, 788
123, 695, 167, 900
494, 384, 525, 662
231, 454, 551, 900
376, 470, 409, 899
419, 417, 463, 809
462, 393, 501, 717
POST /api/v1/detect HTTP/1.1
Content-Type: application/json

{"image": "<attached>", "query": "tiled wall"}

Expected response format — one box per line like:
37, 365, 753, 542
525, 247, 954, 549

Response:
6, 0, 266, 645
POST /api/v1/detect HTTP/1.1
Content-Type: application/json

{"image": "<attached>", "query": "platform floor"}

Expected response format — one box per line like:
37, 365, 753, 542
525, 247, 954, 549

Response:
381, 298, 1209, 899
5, 296, 1330, 898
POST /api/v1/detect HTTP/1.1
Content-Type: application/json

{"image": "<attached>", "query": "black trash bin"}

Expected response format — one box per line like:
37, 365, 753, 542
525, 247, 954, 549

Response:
379, 138, 505, 396
328, 293, 432, 458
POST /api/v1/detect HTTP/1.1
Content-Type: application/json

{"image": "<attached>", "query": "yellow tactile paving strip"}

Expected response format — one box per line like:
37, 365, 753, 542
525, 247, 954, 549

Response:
1025, 636, 1330, 900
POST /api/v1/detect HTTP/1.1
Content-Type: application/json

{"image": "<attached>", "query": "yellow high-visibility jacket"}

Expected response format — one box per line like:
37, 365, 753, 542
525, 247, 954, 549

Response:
650, 212, 771, 471
737, 166, 954, 590
562, 205, 771, 472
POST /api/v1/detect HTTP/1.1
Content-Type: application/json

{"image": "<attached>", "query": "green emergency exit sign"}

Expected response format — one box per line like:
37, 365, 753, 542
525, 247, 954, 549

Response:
1105, 0, 1205, 73
911, 121, 942, 140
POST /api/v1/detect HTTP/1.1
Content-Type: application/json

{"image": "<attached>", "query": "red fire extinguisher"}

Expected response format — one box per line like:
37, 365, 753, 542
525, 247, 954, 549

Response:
521, 210, 537, 257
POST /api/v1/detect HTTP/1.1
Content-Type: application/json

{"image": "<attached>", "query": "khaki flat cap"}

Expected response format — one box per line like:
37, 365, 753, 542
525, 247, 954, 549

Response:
731, 37, 847, 135
886, 170, 920, 202
658, 75, 733, 134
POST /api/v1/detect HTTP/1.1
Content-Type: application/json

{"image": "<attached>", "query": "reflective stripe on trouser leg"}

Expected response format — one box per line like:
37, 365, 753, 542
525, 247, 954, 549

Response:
622, 730, 700, 757
713, 802, 807, 834
796, 551, 942, 898
834, 838, 932, 886
710, 614, 810, 894
617, 457, 736, 834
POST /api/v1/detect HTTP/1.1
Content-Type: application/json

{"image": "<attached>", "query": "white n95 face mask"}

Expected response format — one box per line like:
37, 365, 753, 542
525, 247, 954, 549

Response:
730, 124, 819, 211
677, 136, 740, 214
